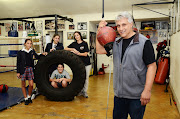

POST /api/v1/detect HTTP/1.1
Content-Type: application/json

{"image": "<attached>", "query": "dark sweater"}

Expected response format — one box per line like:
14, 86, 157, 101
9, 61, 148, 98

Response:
45, 43, 64, 52
17, 49, 40, 75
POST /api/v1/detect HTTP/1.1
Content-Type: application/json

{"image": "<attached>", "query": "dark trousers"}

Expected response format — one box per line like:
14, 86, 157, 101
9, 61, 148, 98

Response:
113, 96, 146, 119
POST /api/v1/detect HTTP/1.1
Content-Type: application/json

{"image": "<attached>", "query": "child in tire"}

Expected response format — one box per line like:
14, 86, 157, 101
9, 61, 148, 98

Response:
49, 63, 71, 88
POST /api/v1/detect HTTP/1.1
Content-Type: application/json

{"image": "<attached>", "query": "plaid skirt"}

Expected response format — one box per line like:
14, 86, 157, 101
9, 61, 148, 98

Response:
21, 67, 34, 81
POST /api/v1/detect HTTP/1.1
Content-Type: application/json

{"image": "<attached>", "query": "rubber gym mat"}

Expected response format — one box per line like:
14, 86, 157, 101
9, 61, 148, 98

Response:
0, 87, 24, 111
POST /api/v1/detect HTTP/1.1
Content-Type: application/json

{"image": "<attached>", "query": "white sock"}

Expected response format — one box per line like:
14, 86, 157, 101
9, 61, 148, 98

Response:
27, 95, 31, 99
24, 97, 28, 100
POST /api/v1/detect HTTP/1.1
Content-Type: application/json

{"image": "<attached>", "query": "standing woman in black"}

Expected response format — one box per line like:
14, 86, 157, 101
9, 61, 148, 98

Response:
44, 34, 64, 54
65, 31, 91, 98
44, 34, 64, 75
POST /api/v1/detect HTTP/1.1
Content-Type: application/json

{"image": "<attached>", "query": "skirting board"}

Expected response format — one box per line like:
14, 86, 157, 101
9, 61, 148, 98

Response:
170, 82, 180, 113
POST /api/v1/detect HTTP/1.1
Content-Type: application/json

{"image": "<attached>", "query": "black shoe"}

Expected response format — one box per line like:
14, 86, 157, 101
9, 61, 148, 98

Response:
28, 98, 32, 103
24, 100, 29, 105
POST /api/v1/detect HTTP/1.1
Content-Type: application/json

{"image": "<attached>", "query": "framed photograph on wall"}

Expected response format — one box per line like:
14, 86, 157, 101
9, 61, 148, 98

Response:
59, 24, 65, 29
77, 22, 87, 30
5, 23, 11, 32
141, 21, 155, 30
18, 22, 23, 31
12, 22, 17, 30
67, 32, 74, 40
155, 22, 160, 29
81, 31, 87, 39
45, 20, 55, 30
25, 22, 31, 30
45, 19, 65, 30
36, 20, 43, 30
69, 25, 75, 30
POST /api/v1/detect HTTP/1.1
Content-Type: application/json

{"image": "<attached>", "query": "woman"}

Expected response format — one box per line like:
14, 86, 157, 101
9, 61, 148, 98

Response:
45, 34, 64, 53
65, 31, 91, 98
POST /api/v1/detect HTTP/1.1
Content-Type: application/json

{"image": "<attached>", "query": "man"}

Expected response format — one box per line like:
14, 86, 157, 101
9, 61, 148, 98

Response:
96, 11, 157, 119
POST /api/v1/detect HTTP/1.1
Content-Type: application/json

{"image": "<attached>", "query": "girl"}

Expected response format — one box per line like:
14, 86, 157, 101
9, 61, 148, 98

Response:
44, 34, 64, 75
45, 34, 64, 53
17, 39, 44, 105
50, 63, 71, 88
65, 31, 91, 98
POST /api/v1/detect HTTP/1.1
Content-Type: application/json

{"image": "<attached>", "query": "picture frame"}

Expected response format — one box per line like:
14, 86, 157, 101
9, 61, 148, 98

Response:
141, 21, 155, 30
45, 19, 65, 30
36, 20, 43, 30
81, 31, 87, 39
59, 24, 65, 29
12, 22, 17, 30
18, 22, 23, 31
77, 22, 87, 30
45, 19, 55, 30
69, 25, 75, 30
155, 22, 160, 30
67, 32, 74, 40
25, 22, 31, 30
5, 22, 11, 32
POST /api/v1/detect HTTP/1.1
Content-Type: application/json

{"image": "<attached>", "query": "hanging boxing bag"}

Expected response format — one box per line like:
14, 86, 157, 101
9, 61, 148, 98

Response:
97, 0, 116, 50
155, 57, 169, 84
97, 26, 116, 47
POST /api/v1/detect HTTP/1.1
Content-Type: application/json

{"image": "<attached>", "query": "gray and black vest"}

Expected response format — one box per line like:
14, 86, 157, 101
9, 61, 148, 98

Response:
113, 32, 148, 99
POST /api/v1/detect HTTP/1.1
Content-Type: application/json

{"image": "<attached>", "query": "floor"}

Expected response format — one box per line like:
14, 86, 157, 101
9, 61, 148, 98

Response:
0, 72, 179, 119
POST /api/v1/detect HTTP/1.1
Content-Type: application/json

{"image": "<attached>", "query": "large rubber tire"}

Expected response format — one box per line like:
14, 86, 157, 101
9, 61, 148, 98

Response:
34, 50, 86, 101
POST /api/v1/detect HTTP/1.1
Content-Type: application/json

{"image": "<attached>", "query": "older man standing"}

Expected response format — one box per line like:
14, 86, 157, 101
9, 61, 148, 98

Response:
96, 11, 157, 119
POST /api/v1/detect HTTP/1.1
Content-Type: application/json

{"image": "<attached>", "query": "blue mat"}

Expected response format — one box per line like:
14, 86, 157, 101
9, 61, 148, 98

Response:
0, 87, 24, 111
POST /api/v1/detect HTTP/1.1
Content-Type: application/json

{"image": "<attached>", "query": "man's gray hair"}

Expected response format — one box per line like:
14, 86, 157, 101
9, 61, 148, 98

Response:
115, 11, 133, 24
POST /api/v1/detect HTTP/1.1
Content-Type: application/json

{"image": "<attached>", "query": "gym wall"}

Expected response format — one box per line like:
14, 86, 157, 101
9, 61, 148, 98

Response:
170, 31, 180, 113
0, 8, 169, 73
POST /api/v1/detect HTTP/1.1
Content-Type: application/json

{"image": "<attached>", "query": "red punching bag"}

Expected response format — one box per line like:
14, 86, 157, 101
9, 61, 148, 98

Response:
155, 57, 169, 84
97, 26, 116, 47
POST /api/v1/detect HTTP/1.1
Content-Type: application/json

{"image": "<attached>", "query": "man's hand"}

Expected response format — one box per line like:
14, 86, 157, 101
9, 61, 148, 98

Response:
97, 20, 108, 33
140, 89, 151, 105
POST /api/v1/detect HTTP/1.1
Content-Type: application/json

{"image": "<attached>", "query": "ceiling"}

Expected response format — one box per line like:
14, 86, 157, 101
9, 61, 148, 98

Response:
0, 0, 173, 18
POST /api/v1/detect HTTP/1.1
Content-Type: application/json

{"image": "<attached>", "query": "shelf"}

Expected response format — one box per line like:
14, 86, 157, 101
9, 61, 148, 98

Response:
45, 29, 65, 32
139, 29, 157, 31
0, 36, 42, 40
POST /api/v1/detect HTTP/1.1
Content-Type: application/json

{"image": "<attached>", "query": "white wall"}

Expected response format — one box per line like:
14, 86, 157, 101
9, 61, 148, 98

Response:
64, 8, 169, 73
0, 8, 169, 73
170, 32, 180, 113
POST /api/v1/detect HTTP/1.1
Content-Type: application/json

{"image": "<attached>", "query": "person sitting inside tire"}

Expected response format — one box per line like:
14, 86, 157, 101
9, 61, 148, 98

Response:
49, 63, 71, 88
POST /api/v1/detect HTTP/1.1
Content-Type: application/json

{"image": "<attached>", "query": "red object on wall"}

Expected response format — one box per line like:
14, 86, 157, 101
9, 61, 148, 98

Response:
155, 57, 169, 84
97, 26, 116, 46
